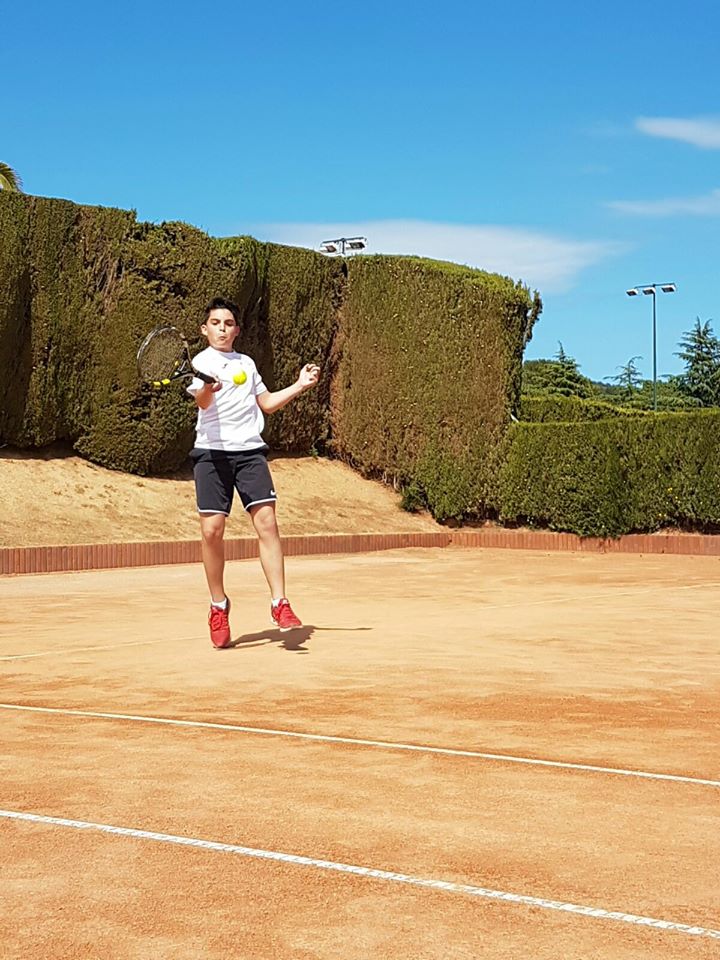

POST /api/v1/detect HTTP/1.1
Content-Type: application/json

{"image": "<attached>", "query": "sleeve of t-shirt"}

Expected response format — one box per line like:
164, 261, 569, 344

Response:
249, 358, 267, 396
186, 352, 210, 397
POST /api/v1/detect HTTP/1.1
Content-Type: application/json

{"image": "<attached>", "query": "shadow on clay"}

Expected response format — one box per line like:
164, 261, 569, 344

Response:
223, 624, 372, 654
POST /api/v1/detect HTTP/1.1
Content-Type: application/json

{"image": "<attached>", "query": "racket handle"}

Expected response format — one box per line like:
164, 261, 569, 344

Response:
194, 370, 217, 385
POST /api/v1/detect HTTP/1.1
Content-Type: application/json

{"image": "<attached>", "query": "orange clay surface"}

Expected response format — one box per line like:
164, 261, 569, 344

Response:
1, 547, 719, 959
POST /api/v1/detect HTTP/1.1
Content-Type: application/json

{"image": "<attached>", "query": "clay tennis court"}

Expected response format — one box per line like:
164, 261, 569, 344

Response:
1, 546, 718, 958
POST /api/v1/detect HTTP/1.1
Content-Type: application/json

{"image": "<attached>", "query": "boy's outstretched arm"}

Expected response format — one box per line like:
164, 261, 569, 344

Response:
257, 364, 320, 415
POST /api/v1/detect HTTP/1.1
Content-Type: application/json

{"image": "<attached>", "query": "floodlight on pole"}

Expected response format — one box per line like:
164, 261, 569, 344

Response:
319, 236, 367, 256
625, 282, 677, 411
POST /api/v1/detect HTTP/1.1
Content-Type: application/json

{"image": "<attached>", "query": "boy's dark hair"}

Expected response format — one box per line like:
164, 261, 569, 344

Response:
204, 297, 240, 322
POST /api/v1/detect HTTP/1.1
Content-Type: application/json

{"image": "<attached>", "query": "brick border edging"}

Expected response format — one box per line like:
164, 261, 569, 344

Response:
1, 528, 719, 575
450, 529, 720, 556
0, 533, 450, 575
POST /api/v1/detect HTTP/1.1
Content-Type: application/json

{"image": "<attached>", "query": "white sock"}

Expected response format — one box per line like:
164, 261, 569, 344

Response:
211, 597, 228, 610
271, 597, 286, 608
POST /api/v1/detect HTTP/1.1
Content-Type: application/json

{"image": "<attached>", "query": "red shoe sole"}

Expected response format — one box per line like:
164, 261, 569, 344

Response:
270, 618, 301, 633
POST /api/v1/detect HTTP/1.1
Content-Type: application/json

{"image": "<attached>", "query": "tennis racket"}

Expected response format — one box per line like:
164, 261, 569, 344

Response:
137, 325, 217, 388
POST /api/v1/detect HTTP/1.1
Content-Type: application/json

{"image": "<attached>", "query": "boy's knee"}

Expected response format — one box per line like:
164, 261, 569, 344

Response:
200, 515, 226, 543
251, 507, 278, 538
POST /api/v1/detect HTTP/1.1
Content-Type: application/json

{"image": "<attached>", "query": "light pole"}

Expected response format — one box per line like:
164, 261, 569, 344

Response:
625, 282, 676, 411
319, 236, 367, 256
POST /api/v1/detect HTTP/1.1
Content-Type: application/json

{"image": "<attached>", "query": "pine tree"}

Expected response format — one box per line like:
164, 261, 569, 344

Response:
605, 356, 644, 401
676, 318, 720, 408
522, 344, 593, 398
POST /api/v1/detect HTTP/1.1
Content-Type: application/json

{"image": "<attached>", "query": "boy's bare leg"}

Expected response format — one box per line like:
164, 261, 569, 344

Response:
250, 503, 286, 599
199, 513, 227, 602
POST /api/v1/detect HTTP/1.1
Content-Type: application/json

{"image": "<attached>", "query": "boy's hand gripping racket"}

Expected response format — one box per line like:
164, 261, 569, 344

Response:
137, 325, 217, 388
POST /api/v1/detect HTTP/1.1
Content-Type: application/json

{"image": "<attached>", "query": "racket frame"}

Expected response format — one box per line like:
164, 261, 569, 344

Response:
137, 325, 216, 388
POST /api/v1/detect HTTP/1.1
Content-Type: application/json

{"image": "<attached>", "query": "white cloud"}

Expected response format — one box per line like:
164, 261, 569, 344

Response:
607, 188, 720, 217
243, 220, 623, 294
636, 116, 720, 149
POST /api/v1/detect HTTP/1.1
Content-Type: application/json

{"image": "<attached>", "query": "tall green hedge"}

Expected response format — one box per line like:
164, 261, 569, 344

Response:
332, 256, 540, 520
0, 194, 136, 450
0, 194, 344, 473
77, 219, 245, 473
498, 411, 720, 537
0, 192, 32, 442
243, 241, 345, 452
1, 193, 536, 499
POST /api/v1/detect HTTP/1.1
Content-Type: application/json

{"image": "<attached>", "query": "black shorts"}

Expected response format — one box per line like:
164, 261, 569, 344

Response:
190, 446, 277, 515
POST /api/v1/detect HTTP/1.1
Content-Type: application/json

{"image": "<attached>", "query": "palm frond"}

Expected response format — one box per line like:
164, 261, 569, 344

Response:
0, 162, 23, 192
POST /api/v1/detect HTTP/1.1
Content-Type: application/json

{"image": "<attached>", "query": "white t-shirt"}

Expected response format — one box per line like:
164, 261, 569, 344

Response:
186, 347, 268, 451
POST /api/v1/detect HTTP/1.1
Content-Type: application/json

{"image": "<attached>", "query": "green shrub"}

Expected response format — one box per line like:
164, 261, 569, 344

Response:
519, 394, 651, 422
499, 411, 720, 536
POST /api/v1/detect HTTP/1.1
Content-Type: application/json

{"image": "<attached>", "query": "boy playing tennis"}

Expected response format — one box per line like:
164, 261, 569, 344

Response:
187, 297, 320, 648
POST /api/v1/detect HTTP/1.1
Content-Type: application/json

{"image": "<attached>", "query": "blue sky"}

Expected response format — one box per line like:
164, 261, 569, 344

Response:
3, 0, 719, 381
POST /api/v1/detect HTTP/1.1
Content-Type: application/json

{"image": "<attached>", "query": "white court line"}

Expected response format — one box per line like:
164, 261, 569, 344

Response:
1, 808, 718, 940
1, 703, 718, 789
0, 636, 199, 662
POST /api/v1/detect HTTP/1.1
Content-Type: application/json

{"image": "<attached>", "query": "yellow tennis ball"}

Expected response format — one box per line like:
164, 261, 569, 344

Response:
233, 370, 247, 386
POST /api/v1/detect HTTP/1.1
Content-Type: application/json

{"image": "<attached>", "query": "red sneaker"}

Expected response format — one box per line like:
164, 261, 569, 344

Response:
208, 598, 231, 648
271, 598, 302, 632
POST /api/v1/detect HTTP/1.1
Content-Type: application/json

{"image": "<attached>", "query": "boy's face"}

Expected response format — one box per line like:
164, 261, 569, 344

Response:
201, 308, 239, 351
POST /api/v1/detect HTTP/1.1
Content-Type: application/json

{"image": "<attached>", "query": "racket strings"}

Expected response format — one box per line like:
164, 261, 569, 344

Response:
137, 328, 187, 382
